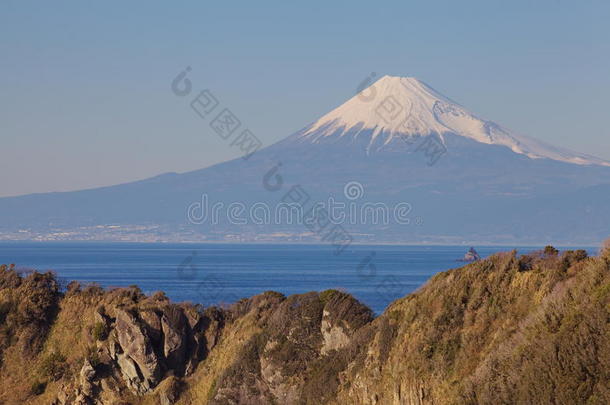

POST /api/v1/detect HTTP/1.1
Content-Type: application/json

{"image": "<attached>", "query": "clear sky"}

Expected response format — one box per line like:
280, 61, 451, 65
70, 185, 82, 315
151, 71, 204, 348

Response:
1, 0, 609, 197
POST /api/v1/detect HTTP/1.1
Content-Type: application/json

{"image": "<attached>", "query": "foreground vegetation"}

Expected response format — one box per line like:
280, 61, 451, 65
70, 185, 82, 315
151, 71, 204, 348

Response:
0, 243, 609, 404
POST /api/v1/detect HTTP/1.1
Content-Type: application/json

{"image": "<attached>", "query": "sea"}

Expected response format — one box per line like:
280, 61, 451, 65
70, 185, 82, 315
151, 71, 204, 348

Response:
0, 242, 597, 314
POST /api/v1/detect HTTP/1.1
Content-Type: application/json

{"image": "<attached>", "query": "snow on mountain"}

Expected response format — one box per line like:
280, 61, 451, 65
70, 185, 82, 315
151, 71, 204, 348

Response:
300, 75, 610, 167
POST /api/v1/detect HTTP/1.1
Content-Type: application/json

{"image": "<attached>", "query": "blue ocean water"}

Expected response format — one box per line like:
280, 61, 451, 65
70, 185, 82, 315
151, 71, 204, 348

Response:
0, 243, 596, 314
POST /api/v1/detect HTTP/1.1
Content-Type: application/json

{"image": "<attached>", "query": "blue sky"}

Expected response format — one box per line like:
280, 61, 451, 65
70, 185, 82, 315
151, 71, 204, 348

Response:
1, 0, 609, 197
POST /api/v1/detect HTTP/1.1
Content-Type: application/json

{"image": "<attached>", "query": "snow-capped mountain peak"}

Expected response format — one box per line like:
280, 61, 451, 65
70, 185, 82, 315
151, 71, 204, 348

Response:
299, 75, 610, 166
302, 76, 450, 140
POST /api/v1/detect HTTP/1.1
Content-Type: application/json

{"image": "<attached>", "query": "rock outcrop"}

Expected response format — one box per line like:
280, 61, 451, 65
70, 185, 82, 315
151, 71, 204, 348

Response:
112, 308, 162, 393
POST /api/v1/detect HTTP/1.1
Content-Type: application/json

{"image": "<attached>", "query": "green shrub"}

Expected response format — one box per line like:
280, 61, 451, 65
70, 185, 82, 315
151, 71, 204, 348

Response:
0, 301, 11, 324
378, 317, 398, 364
92, 322, 108, 341
206, 377, 217, 401
543, 245, 559, 256
301, 354, 349, 403
86, 346, 101, 368
39, 352, 67, 381
319, 289, 373, 329
319, 289, 342, 305
561, 249, 589, 269
30, 381, 46, 396
82, 283, 104, 296
518, 254, 534, 271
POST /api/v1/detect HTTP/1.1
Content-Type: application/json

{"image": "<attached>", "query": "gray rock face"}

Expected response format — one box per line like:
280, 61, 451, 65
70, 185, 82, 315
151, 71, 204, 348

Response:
114, 309, 162, 393
80, 359, 96, 383
320, 309, 351, 355
202, 307, 224, 354
94, 304, 225, 397
161, 306, 188, 374
79, 359, 96, 397
140, 309, 163, 345
116, 352, 148, 393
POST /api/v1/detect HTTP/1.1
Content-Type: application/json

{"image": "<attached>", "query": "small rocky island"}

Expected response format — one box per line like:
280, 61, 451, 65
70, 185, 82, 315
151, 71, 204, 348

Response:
458, 247, 481, 262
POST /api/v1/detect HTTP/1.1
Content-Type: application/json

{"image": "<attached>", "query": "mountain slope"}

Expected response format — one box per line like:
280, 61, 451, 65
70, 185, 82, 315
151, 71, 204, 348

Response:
1, 75, 610, 244
301, 75, 610, 166
1, 246, 609, 404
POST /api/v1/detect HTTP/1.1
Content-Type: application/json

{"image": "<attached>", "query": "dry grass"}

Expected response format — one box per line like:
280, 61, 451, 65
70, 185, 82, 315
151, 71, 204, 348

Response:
1, 243, 608, 405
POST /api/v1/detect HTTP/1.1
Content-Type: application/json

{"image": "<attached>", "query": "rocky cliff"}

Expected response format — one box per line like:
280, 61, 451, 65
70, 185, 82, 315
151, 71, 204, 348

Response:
0, 245, 609, 404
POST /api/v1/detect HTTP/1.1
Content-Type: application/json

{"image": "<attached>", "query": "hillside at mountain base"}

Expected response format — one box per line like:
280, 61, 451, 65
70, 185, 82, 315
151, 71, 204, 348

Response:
1, 245, 609, 404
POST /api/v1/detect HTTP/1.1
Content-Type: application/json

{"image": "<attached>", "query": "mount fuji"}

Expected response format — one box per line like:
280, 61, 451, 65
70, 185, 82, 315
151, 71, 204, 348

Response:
302, 76, 609, 166
2, 75, 610, 244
